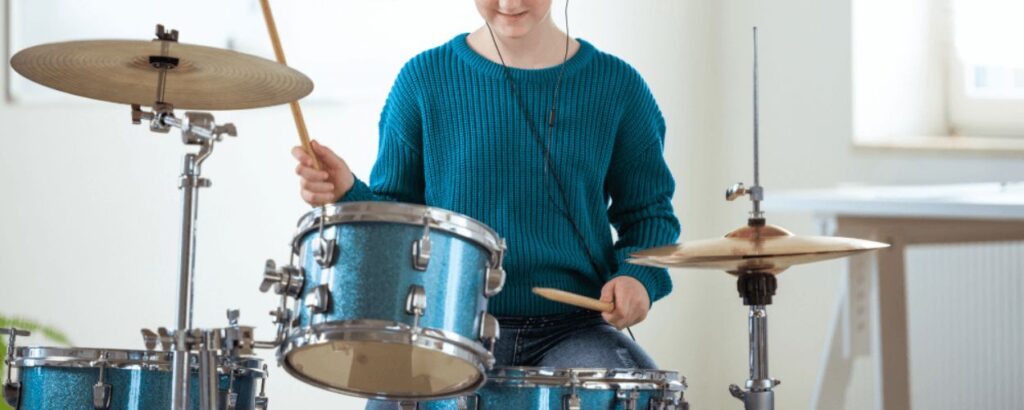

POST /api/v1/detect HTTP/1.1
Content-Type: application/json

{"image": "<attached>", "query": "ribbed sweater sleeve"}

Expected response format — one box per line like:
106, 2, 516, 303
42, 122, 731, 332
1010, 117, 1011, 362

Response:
342, 63, 425, 204
606, 73, 680, 304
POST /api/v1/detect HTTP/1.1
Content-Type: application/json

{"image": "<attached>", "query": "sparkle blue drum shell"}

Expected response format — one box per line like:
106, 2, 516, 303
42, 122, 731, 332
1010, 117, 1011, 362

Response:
417, 367, 688, 410
281, 202, 505, 400
9, 346, 265, 410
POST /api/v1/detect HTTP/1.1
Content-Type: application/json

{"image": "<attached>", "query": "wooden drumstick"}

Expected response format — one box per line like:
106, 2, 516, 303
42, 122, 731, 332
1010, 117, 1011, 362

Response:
532, 287, 614, 313
259, 0, 321, 170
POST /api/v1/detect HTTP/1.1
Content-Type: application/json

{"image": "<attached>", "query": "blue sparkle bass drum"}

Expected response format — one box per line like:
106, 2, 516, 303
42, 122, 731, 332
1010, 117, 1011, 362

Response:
262, 202, 506, 401
3, 346, 266, 410
418, 367, 688, 410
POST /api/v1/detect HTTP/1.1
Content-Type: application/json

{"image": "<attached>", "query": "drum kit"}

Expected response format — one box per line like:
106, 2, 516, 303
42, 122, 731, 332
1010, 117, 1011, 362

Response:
0, 13, 887, 410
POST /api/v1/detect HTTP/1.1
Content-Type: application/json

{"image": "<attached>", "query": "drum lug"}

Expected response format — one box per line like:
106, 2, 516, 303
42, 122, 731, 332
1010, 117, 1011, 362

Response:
398, 401, 418, 410
412, 214, 432, 271
456, 395, 478, 410
563, 393, 581, 410
254, 364, 269, 410
405, 285, 428, 335
616, 389, 639, 410
2, 381, 19, 409
484, 267, 506, 297
478, 313, 500, 354
1, 327, 29, 409
93, 353, 112, 410
314, 237, 338, 268
305, 284, 332, 314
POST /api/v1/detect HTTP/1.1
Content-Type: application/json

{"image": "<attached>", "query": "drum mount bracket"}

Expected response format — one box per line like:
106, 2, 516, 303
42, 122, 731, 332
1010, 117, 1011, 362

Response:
1, 328, 30, 408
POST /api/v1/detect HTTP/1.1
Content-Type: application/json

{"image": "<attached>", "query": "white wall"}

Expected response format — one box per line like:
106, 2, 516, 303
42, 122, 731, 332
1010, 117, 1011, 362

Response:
2, 1, 1022, 409
0, 1, 714, 409
710, 0, 1024, 409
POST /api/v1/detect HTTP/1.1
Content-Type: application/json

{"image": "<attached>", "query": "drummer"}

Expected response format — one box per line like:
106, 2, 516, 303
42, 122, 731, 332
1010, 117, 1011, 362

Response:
292, 0, 679, 406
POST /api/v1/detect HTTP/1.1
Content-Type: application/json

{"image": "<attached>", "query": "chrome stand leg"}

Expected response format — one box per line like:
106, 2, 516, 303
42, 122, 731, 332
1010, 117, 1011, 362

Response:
198, 331, 219, 410
730, 274, 780, 410
172, 152, 210, 410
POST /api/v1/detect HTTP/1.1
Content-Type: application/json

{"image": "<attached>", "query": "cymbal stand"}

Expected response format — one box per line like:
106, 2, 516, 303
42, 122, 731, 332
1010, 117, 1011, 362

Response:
724, 27, 781, 410
130, 23, 238, 410
728, 273, 781, 410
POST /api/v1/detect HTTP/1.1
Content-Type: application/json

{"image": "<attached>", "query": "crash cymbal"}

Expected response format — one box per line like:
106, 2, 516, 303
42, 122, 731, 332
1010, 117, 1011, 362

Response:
627, 223, 889, 274
10, 40, 313, 110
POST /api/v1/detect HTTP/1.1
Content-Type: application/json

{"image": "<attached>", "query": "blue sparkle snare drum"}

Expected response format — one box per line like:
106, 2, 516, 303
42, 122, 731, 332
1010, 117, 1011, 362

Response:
418, 367, 688, 410
271, 202, 506, 400
4, 346, 266, 410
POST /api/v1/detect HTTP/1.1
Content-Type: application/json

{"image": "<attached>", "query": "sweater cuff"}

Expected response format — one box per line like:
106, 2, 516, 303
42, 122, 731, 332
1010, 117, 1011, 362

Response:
612, 263, 673, 306
339, 177, 376, 203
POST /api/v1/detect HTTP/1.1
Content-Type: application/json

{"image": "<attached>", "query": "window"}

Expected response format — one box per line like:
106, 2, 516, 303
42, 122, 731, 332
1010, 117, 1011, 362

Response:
852, 0, 1024, 150
947, 0, 1024, 136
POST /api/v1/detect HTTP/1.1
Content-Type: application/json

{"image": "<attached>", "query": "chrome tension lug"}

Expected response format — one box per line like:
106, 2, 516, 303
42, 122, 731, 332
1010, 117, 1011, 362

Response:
93, 382, 112, 409
2, 381, 20, 408
314, 238, 337, 268
411, 213, 433, 271
565, 393, 581, 410
404, 285, 427, 337
305, 284, 331, 314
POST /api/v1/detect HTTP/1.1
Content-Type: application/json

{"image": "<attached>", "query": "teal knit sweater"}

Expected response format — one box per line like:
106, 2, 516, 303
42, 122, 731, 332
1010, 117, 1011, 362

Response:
342, 34, 680, 316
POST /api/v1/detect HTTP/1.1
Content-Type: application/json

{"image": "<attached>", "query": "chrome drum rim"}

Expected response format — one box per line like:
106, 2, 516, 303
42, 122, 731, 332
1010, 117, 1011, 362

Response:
488, 367, 687, 392
292, 202, 504, 256
12, 346, 265, 377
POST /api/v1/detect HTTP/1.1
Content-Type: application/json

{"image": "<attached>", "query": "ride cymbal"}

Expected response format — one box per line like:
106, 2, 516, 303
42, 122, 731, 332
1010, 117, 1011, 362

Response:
10, 40, 313, 110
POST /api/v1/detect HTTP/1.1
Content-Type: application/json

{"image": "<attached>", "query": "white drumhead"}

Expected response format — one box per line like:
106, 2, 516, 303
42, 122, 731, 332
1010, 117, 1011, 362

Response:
286, 341, 482, 398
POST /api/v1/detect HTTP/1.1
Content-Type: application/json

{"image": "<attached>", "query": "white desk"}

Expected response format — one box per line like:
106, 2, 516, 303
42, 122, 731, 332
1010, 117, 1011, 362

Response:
767, 182, 1024, 410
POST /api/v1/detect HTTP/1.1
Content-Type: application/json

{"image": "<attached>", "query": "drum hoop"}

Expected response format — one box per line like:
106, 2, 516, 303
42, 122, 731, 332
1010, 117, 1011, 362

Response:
12, 346, 265, 377
278, 320, 493, 400
292, 202, 504, 256
486, 367, 686, 392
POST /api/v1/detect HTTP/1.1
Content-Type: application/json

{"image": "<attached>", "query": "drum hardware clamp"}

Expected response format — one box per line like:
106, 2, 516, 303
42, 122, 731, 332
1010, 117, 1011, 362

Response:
1, 328, 30, 408
616, 388, 641, 410
257, 259, 305, 349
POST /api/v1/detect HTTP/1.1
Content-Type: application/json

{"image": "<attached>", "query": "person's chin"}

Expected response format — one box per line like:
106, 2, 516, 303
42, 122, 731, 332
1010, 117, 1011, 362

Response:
493, 23, 533, 39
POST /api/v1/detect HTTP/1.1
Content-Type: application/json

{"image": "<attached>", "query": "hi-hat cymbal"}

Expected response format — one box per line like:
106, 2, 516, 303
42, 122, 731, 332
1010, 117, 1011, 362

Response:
628, 223, 889, 274
10, 40, 313, 110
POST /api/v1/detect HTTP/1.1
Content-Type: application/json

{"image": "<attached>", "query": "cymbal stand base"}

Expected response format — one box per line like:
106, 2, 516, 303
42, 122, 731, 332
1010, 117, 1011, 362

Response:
729, 273, 780, 410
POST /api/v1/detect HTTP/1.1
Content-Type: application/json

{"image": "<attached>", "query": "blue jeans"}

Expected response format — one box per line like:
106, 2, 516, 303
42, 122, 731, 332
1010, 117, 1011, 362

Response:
366, 310, 656, 409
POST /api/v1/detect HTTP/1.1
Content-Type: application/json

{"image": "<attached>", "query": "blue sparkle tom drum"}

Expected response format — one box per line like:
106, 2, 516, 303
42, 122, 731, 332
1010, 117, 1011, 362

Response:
4, 346, 266, 410
419, 367, 688, 410
277, 202, 506, 400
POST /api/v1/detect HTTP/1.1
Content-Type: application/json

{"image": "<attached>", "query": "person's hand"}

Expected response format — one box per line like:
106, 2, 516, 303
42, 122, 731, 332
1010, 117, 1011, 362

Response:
600, 276, 651, 329
292, 140, 355, 206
